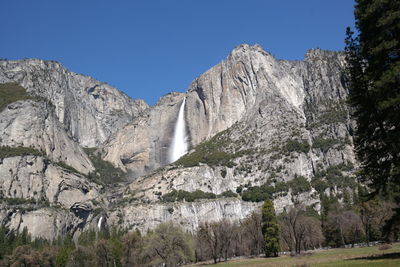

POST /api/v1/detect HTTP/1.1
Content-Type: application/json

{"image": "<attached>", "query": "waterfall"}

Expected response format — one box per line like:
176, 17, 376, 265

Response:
97, 216, 103, 230
169, 97, 188, 163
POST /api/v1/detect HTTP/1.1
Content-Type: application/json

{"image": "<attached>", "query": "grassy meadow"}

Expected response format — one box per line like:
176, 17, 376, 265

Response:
188, 243, 400, 267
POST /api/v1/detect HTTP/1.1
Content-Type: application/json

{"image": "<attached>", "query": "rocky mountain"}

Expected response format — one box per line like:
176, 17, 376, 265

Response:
0, 59, 148, 147
0, 44, 357, 240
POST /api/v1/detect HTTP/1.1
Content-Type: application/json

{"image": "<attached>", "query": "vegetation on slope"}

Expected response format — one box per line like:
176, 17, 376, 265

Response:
0, 146, 44, 159
312, 137, 339, 153
54, 161, 83, 175
0, 83, 45, 112
0, 146, 125, 186
162, 189, 217, 202
311, 164, 357, 194
161, 189, 237, 202
84, 147, 126, 185
283, 139, 310, 154
175, 130, 252, 168
305, 99, 349, 129
238, 176, 312, 202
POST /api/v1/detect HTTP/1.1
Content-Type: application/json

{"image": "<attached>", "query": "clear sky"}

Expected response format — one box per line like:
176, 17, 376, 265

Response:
1, 0, 355, 106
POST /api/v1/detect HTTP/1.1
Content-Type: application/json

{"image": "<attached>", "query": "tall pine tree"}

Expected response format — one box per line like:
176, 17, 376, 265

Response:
345, 0, 400, 231
261, 200, 280, 257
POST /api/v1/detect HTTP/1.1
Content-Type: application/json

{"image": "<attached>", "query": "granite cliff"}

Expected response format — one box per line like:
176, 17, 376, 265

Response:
0, 44, 357, 240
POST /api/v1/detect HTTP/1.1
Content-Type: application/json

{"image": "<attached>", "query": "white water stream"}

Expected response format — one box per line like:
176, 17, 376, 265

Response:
169, 97, 188, 163
97, 216, 103, 230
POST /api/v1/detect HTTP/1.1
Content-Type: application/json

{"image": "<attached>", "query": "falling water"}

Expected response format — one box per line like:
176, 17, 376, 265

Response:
169, 97, 188, 163
97, 216, 103, 230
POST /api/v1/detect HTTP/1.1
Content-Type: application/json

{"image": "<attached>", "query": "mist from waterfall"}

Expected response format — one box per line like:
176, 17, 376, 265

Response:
169, 97, 188, 163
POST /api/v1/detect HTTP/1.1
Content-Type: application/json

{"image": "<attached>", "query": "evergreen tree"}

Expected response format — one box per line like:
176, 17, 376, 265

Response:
261, 200, 280, 257
55, 233, 75, 267
0, 225, 7, 259
345, 0, 400, 230
15, 227, 31, 247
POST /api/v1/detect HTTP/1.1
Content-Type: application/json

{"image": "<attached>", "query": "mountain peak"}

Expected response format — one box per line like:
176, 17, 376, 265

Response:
229, 43, 271, 58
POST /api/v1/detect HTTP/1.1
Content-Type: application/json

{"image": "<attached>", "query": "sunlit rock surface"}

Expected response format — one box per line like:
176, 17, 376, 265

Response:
0, 59, 148, 147
0, 45, 356, 239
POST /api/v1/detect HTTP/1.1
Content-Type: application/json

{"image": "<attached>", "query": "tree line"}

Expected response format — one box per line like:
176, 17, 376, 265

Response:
0, 194, 396, 267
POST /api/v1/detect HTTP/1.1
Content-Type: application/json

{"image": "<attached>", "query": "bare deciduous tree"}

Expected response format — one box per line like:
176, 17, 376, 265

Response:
359, 200, 395, 244
279, 206, 323, 254
195, 219, 237, 263
240, 211, 264, 256
328, 210, 365, 247
121, 230, 143, 267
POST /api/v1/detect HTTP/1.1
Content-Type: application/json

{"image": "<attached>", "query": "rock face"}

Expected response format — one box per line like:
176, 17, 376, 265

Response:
0, 154, 104, 240
102, 45, 355, 232
0, 100, 94, 174
0, 59, 148, 147
0, 44, 356, 240
108, 199, 260, 233
103, 45, 354, 179
103, 93, 185, 176
185, 44, 305, 144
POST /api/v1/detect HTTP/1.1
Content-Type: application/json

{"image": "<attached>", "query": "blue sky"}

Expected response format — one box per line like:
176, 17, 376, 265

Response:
1, 0, 355, 106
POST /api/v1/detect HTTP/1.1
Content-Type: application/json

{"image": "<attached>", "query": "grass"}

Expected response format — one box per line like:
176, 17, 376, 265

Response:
187, 243, 400, 267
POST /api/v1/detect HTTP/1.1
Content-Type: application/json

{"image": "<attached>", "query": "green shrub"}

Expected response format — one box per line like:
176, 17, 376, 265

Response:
318, 106, 348, 125
312, 137, 338, 152
84, 148, 126, 185
311, 178, 329, 194
0, 146, 44, 159
238, 176, 314, 202
239, 180, 293, 202
1, 197, 36, 205
274, 181, 289, 193
287, 176, 311, 195
284, 139, 310, 154
167, 207, 174, 214
241, 185, 275, 202
236, 185, 244, 194
220, 169, 227, 178
55, 161, 82, 175
0, 83, 45, 112
217, 190, 238, 198
306, 100, 348, 129
175, 130, 252, 168
313, 164, 356, 190
161, 189, 217, 202
92, 208, 104, 217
